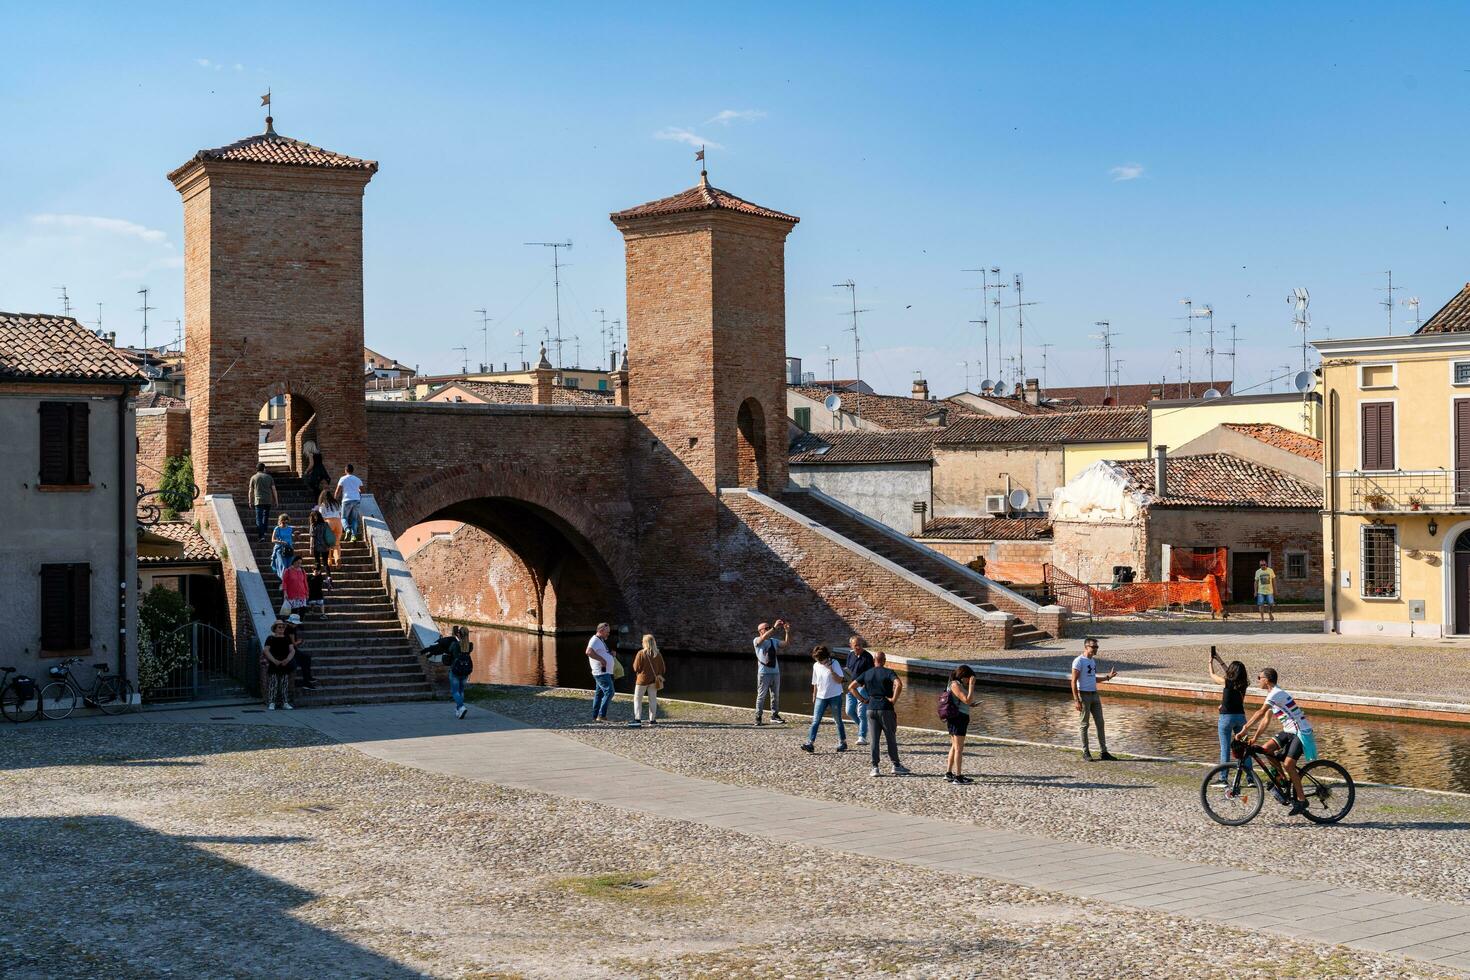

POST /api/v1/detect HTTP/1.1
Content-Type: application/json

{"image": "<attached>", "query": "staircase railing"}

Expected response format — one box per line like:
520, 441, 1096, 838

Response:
197, 494, 275, 696
357, 494, 445, 691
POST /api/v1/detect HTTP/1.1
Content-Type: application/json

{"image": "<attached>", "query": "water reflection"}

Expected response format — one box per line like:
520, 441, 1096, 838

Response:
456, 625, 1470, 795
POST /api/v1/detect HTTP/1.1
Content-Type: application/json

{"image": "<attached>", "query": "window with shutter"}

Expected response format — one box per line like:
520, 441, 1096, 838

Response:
40, 562, 90, 652
1360, 402, 1394, 471
37, 401, 91, 486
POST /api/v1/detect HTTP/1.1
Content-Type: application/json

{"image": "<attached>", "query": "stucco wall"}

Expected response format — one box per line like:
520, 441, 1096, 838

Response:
788, 462, 931, 532
1062, 441, 1149, 482
0, 387, 136, 681
933, 445, 1061, 517
1150, 393, 1321, 455
1174, 426, 1322, 485
1050, 521, 1144, 583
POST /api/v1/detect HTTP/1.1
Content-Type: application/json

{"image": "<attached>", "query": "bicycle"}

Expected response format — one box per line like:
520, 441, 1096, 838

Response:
1, 666, 41, 722
1200, 736, 1355, 826
39, 658, 136, 720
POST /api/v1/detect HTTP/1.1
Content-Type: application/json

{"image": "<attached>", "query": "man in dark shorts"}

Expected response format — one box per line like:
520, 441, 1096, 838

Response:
1238, 667, 1316, 815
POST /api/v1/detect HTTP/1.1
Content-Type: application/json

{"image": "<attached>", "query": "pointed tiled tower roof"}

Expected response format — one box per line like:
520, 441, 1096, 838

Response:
167, 117, 377, 181
1416, 283, 1470, 334
611, 172, 798, 224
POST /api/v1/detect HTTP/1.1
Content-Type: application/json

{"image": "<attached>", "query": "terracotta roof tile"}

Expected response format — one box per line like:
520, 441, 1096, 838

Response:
135, 391, 186, 409
918, 517, 1052, 540
1114, 453, 1321, 508
935, 406, 1149, 446
789, 384, 977, 430
1415, 283, 1470, 334
968, 394, 1057, 415
0, 313, 143, 382
1044, 380, 1233, 406
788, 428, 937, 464
170, 124, 377, 178
437, 380, 612, 407
612, 175, 798, 224
1221, 423, 1323, 462
138, 522, 219, 564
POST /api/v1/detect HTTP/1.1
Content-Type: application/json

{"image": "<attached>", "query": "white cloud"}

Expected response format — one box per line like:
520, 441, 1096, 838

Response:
654, 127, 723, 150
1109, 163, 1145, 182
31, 213, 171, 245
706, 109, 766, 126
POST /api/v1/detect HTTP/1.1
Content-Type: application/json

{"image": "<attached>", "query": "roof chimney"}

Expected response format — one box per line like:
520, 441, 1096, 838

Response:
1024, 377, 1041, 406
1154, 444, 1168, 498
912, 377, 929, 400
787, 356, 803, 386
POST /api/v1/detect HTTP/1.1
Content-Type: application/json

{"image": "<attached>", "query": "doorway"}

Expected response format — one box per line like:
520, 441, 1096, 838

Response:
1454, 531, 1470, 635
1232, 550, 1269, 602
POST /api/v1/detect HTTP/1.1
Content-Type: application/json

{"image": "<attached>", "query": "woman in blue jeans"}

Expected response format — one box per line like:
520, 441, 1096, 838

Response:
1209, 650, 1249, 781
801, 646, 848, 753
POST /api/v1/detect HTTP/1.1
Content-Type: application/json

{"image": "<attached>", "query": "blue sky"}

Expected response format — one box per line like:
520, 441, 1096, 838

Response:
4, 2, 1470, 398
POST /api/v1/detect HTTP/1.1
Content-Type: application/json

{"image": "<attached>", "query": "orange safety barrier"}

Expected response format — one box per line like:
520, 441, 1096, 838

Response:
983, 560, 1046, 584
1045, 564, 1223, 616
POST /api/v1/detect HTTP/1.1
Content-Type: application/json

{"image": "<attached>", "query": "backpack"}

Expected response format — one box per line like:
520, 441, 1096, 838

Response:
449, 650, 474, 679
937, 688, 956, 721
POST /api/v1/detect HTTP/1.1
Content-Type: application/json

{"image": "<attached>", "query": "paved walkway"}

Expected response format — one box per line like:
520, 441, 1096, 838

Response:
95, 702, 1470, 972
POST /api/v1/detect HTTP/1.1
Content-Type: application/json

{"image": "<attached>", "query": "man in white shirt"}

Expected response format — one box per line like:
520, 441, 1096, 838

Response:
334, 464, 365, 541
586, 622, 616, 722
801, 645, 848, 753
1070, 637, 1118, 761
1238, 667, 1316, 815
752, 619, 788, 725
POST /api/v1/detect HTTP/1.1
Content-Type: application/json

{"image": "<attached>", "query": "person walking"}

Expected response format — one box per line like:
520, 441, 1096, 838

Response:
270, 513, 294, 581
280, 555, 309, 618
1254, 559, 1277, 622
843, 635, 875, 745
446, 626, 473, 719
1071, 637, 1118, 761
849, 651, 909, 777
629, 634, 666, 727
307, 567, 329, 619
284, 613, 317, 691
1208, 648, 1249, 782
248, 463, 278, 540
945, 664, 978, 783
303, 452, 332, 500
801, 645, 848, 753
335, 464, 365, 542
308, 510, 331, 574
263, 619, 295, 710
753, 619, 789, 725
586, 622, 617, 722
314, 490, 344, 567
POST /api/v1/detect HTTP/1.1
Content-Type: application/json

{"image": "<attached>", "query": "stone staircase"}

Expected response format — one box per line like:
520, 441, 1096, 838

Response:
250, 468, 434, 705
780, 489, 1052, 645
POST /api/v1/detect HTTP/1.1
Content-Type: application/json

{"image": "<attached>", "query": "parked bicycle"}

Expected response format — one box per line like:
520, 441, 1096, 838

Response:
1200, 736, 1355, 826
39, 659, 135, 720
1, 666, 41, 722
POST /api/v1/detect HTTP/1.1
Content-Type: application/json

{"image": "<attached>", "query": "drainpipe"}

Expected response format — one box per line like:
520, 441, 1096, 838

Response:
117, 389, 131, 681
1329, 390, 1340, 633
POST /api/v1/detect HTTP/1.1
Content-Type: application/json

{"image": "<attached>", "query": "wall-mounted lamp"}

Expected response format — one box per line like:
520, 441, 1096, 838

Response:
1428, 518, 1439, 537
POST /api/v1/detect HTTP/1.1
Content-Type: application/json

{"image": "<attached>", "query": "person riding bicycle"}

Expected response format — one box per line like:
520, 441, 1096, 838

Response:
1236, 667, 1317, 815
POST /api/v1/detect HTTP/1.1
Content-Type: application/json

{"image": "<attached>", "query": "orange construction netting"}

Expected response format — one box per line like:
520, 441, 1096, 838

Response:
982, 560, 1047, 584
1045, 563, 1223, 616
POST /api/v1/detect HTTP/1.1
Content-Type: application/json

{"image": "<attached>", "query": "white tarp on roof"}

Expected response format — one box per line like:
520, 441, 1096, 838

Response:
1049, 460, 1149, 523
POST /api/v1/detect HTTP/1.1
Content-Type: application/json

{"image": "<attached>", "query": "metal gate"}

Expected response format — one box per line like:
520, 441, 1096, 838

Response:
144, 622, 250, 703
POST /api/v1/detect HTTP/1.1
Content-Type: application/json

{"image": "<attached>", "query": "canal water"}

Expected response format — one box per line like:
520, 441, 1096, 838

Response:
459, 626, 1470, 795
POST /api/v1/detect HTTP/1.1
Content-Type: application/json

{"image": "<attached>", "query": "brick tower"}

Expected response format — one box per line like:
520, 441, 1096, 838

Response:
610, 171, 798, 495
168, 116, 377, 495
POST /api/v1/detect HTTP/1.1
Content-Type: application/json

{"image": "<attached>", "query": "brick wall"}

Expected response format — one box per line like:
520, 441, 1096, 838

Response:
136, 406, 191, 496
406, 523, 543, 630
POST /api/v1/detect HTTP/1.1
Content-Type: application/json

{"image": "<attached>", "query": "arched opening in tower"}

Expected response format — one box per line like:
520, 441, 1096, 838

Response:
255, 391, 318, 480
736, 397, 768, 491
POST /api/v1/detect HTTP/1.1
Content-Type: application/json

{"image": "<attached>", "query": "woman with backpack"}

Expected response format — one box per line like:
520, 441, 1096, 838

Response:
447, 626, 474, 720
308, 510, 332, 573
313, 489, 343, 567
942, 664, 978, 784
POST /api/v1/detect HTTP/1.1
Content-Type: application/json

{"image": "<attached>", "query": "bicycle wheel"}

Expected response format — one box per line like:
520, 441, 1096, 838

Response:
1, 684, 39, 722
40, 681, 76, 720
95, 676, 134, 715
1200, 763, 1264, 826
1299, 760, 1356, 824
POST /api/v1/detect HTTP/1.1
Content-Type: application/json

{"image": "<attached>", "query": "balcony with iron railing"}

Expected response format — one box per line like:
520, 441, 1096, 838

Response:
1338, 470, 1470, 514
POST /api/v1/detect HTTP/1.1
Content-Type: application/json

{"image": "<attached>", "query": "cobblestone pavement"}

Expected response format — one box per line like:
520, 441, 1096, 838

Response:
0, 716, 1460, 978
483, 689, 1470, 909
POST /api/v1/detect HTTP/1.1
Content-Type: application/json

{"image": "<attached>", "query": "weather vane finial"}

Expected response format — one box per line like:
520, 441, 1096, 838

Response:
696, 144, 707, 183
261, 88, 273, 134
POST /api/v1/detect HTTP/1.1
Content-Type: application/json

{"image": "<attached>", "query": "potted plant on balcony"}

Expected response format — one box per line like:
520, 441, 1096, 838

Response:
1363, 491, 1390, 510
1408, 494, 1424, 511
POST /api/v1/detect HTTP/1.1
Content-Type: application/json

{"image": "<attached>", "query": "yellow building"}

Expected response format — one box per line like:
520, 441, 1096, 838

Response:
1316, 299, 1470, 638
1148, 390, 1321, 455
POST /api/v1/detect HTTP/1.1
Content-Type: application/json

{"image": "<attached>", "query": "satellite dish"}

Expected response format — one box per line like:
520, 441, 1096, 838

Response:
823, 393, 843, 413
1294, 370, 1314, 393
1202, 387, 1222, 400
1008, 488, 1031, 511
992, 380, 1010, 397
979, 379, 995, 394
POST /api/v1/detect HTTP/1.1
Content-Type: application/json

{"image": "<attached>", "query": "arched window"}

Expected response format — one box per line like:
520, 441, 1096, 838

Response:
736, 398, 767, 491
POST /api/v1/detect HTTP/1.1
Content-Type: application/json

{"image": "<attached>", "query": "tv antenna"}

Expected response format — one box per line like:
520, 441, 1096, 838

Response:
1173, 348, 1185, 395
610, 319, 623, 356
1228, 323, 1238, 390
833, 280, 869, 421
1090, 321, 1114, 401
171, 318, 182, 352
1194, 304, 1216, 386
957, 360, 973, 392
55, 285, 73, 317
572, 335, 581, 367
525, 240, 572, 367
1005, 273, 1038, 380
820, 344, 839, 386
1377, 270, 1399, 335
965, 266, 1003, 378
1402, 296, 1421, 331
513, 329, 527, 368
1288, 287, 1311, 373
593, 308, 608, 367
1113, 358, 1125, 395
1038, 342, 1054, 391
452, 345, 469, 374
475, 308, 492, 372
89, 302, 104, 337
1176, 298, 1195, 398
136, 286, 156, 360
